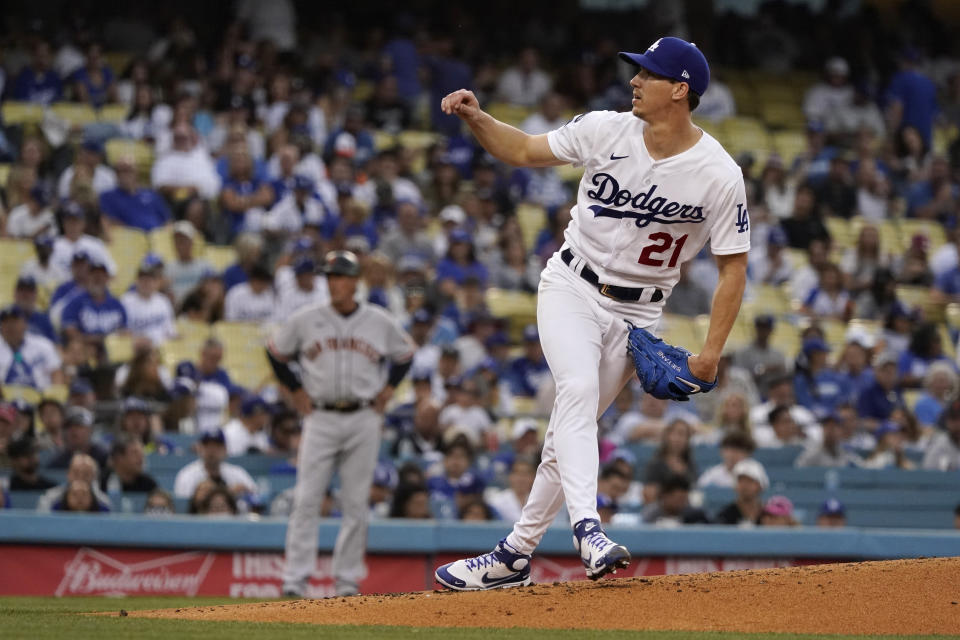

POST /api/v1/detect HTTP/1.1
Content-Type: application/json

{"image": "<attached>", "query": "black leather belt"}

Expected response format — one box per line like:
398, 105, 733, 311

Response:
317, 400, 371, 413
561, 248, 663, 303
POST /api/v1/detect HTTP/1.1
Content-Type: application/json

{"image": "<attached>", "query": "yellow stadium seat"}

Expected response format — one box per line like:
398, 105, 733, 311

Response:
98, 103, 129, 124
657, 314, 699, 351
373, 131, 397, 151
486, 102, 532, 127
726, 81, 759, 117
108, 227, 150, 294
43, 384, 69, 403
824, 216, 855, 249
485, 288, 537, 340
0, 164, 10, 187
771, 130, 807, 166
397, 130, 441, 151
148, 225, 207, 266
0, 239, 35, 305
104, 139, 154, 175
898, 219, 947, 252
752, 284, 792, 316
105, 333, 134, 363
2, 385, 41, 404
932, 125, 957, 155
352, 80, 375, 102
50, 103, 98, 127
760, 102, 806, 130
1, 101, 44, 125
516, 203, 547, 251
511, 396, 539, 417
103, 51, 133, 75
946, 303, 960, 331
896, 285, 945, 323
556, 164, 585, 183
902, 389, 922, 412
202, 245, 235, 272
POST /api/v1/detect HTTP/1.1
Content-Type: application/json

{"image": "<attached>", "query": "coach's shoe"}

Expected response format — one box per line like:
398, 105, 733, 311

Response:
573, 518, 631, 580
435, 538, 532, 591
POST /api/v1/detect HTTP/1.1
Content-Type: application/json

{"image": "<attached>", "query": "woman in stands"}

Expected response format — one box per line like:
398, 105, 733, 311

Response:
642, 417, 698, 505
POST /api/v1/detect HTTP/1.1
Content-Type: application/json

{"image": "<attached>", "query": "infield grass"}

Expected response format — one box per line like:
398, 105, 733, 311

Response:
1, 597, 957, 639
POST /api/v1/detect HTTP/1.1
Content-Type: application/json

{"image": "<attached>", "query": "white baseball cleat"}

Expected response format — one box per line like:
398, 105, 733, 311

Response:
573, 518, 631, 580
435, 538, 532, 591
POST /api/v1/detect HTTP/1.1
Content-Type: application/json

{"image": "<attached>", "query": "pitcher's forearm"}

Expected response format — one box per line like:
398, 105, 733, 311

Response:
699, 255, 748, 364
467, 111, 534, 165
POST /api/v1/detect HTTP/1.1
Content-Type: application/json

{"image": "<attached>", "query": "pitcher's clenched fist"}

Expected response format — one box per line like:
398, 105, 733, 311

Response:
440, 89, 482, 121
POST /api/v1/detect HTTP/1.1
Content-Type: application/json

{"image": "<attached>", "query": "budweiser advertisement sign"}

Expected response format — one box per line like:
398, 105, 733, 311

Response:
0, 545, 831, 596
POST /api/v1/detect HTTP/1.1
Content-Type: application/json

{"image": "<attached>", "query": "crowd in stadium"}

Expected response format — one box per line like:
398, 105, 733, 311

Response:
0, 1, 960, 529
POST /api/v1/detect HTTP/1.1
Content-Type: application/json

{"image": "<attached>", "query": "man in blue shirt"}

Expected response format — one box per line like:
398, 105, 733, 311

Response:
885, 48, 938, 148
793, 338, 850, 419
99, 157, 171, 231
12, 40, 62, 104
12, 276, 56, 343
856, 352, 904, 428
507, 325, 551, 398
60, 259, 127, 357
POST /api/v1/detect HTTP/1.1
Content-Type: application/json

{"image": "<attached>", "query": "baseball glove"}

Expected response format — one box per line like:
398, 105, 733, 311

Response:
625, 322, 717, 401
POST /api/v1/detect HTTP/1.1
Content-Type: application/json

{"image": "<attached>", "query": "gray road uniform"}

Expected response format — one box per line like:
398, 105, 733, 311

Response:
268, 300, 415, 596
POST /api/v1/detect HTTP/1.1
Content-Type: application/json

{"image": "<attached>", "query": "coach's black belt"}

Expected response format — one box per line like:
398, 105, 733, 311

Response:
561, 248, 663, 303
318, 399, 371, 413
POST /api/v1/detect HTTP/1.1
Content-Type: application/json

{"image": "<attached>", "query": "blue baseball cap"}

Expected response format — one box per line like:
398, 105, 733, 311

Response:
291, 236, 315, 254
34, 234, 55, 249
820, 498, 846, 517
618, 37, 710, 96
597, 493, 617, 511
69, 378, 94, 396
293, 256, 316, 275
373, 462, 398, 489
0, 305, 26, 321
768, 226, 789, 247
449, 229, 472, 244
29, 184, 48, 206
241, 394, 269, 416
199, 428, 226, 444
485, 331, 509, 349
122, 396, 153, 414
412, 308, 434, 324
172, 377, 197, 397
175, 361, 198, 380
874, 420, 901, 438
522, 324, 539, 342
62, 201, 85, 219
140, 253, 164, 271
801, 338, 831, 355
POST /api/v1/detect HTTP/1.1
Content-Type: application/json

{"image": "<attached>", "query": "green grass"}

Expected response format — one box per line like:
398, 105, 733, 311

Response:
1, 597, 958, 640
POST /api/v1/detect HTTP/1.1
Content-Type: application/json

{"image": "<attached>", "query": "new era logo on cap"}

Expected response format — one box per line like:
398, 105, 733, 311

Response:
681, 70, 690, 79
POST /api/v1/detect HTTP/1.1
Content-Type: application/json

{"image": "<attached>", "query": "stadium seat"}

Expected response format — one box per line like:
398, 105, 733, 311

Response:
108, 226, 150, 294
485, 288, 537, 340
50, 103, 98, 127
486, 102, 532, 127
105, 333, 134, 363
0, 163, 10, 187
771, 130, 807, 166
898, 218, 947, 252
725, 81, 759, 117
397, 130, 441, 151
2, 385, 42, 404
824, 216, 855, 249
104, 139, 154, 178
896, 285, 945, 323
658, 314, 700, 351
759, 102, 806, 130
1, 101, 44, 125
43, 384, 69, 403
0, 239, 36, 306
372, 130, 397, 151
203, 245, 235, 272
516, 203, 547, 250
97, 103, 128, 124
103, 51, 133, 75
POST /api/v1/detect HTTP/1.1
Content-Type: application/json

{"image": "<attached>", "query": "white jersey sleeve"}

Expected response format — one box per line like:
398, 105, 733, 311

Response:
267, 304, 308, 357
546, 111, 617, 167
708, 178, 751, 256
383, 313, 416, 363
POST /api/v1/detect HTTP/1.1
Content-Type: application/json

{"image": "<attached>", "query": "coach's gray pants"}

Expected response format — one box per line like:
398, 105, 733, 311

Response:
282, 408, 380, 595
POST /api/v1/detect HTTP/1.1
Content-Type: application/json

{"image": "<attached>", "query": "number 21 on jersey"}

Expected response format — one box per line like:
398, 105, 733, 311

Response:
637, 232, 688, 268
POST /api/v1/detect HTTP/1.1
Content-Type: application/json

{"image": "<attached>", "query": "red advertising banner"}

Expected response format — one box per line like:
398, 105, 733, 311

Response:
0, 545, 832, 597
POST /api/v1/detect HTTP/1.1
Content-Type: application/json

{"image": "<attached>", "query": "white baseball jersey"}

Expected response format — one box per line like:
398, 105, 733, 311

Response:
273, 278, 330, 323
547, 111, 750, 294
195, 381, 229, 434
223, 418, 271, 456
172, 459, 257, 499
224, 283, 276, 323
0, 333, 62, 390
268, 301, 415, 403
121, 290, 176, 345
5, 205, 56, 238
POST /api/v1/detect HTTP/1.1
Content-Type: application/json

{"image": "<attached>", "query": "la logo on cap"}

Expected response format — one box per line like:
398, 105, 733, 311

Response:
648, 38, 661, 52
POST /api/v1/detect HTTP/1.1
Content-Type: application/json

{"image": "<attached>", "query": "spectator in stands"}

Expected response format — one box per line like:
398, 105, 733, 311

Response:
197, 486, 239, 516
273, 256, 330, 321
12, 277, 54, 344
713, 458, 768, 526
801, 264, 853, 322
614, 392, 669, 443
393, 398, 444, 460
699, 391, 752, 446
57, 140, 117, 202
438, 378, 494, 450
750, 374, 819, 437
840, 225, 890, 296
166, 222, 214, 305
37, 452, 110, 511
885, 48, 938, 149
219, 145, 275, 236
54, 480, 110, 513
324, 105, 376, 166
223, 263, 276, 323
67, 41, 116, 107
733, 315, 788, 398
117, 344, 171, 402
121, 259, 176, 346
11, 39, 62, 104
789, 237, 832, 303
485, 455, 536, 524
223, 395, 271, 456
641, 474, 709, 526
694, 72, 736, 122
100, 434, 158, 494
50, 202, 116, 276
923, 401, 960, 471
47, 407, 108, 469
908, 155, 957, 221
795, 412, 862, 468
389, 482, 431, 519
151, 124, 221, 202
262, 175, 333, 236
379, 203, 433, 266
854, 161, 893, 223
520, 92, 567, 135
815, 155, 857, 219
749, 226, 793, 286
816, 498, 847, 528
99, 157, 171, 231
642, 417, 697, 504
506, 325, 550, 399
60, 258, 127, 358
914, 362, 958, 428
756, 404, 810, 448
781, 185, 830, 250
897, 323, 953, 389
0, 304, 62, 391
862, 421, 914, 470
803, 57, 854, 126
490, 235, 542, 293
758, 495, 797, 527
597, 464, 630, 510
854, 268, 901, 321
117, 397, 171, 454
827, 82, 885, 141
895, 234, 934, 287
435, 229, 488, 290
364, 76, 411, 134
698, 431, 756, 488
5, 185, 54, 239
427, 436, 486, 517
172, 429, 258, 500
793, 338, 849, 418
496, 47, 551, 107
459, 497, 496, 521
6, 437, 56, 490
144, 488, 176, 516
20, 235, 68, 295
452, 312, 496, 373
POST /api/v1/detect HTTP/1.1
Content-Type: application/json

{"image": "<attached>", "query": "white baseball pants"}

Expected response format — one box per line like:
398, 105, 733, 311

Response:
282, 408, 380, 595
506, 254, 654, 555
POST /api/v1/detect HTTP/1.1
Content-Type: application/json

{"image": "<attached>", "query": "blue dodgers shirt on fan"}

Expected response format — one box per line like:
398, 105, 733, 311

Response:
60, 292, 128, 336
545, 110, 750, 297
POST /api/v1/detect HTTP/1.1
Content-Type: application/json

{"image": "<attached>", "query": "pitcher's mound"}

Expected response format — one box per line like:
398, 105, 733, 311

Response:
131, 556, 960, 635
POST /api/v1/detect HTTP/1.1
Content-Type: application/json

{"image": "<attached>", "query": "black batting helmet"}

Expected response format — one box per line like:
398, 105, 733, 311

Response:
323, 250, 361, 277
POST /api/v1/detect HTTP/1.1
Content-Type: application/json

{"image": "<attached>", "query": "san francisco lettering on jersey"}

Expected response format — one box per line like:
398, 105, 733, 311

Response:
302, 336, 380, 363
586, 172, 705, 228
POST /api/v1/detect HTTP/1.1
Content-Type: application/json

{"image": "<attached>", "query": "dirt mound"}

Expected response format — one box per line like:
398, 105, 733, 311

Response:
129, 557, 960, 635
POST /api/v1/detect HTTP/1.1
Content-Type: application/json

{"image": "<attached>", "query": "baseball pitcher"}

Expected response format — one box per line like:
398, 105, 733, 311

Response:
435, 37, 749, 590
267, 250, 415, 597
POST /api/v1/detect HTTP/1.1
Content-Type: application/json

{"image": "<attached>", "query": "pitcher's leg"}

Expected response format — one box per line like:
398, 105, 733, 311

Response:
330, 411, 380, 594
505, 409, 563, 555
282, 413, 339, 594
